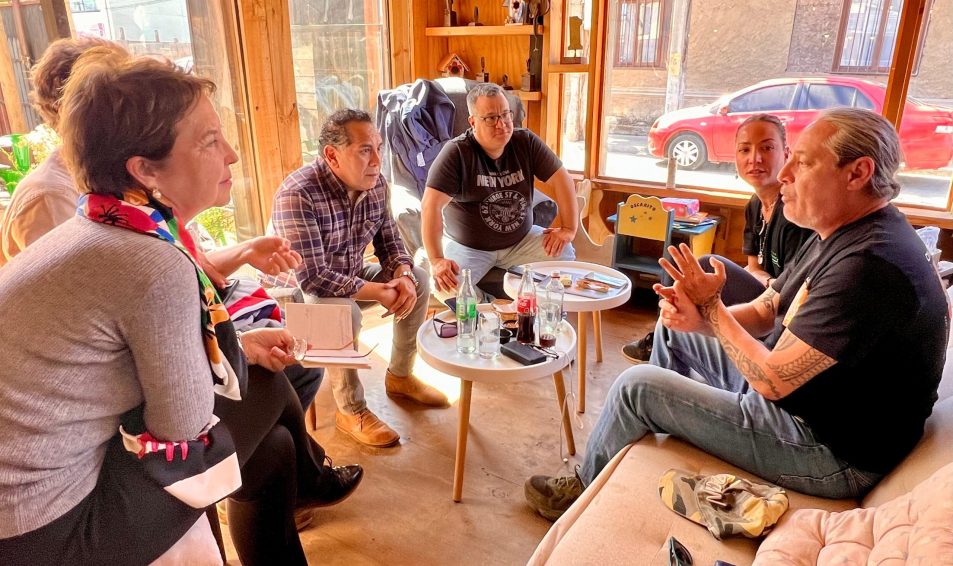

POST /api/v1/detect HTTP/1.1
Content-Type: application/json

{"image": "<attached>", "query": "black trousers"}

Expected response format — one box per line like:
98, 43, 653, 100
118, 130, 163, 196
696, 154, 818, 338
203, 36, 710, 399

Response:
215, 365, 330, 566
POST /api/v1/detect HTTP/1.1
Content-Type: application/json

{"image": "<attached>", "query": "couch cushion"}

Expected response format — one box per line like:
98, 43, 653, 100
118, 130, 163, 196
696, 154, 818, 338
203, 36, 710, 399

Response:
753, 462, 953, 565
526, 435, 856, 566
862, 396, 953, 508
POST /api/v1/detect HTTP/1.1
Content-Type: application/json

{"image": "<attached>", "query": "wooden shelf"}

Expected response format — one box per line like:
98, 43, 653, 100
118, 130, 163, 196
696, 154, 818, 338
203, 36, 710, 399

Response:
514, 90, 542, 101
425, 25, 542, 37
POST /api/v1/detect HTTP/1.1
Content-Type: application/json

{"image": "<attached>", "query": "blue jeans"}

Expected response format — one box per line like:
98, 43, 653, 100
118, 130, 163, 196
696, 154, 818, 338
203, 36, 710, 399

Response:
580, 320, 882, 499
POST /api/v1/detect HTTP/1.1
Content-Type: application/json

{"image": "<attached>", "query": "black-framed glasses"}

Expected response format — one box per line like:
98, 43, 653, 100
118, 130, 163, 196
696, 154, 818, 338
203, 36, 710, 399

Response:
432, 314, 458, 338
478, 110, 514, 127
668, 537, 693, 566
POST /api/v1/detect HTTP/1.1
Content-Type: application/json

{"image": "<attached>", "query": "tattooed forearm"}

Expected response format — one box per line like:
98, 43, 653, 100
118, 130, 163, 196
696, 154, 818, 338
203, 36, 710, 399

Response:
701, 296, 782, 398
768, 351, 835, 385
758, 288, 778, 317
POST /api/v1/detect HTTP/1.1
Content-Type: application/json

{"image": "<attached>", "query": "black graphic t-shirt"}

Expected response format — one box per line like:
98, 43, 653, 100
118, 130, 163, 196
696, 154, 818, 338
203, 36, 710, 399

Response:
426, 128, 562, 251
767, 206, 948, 474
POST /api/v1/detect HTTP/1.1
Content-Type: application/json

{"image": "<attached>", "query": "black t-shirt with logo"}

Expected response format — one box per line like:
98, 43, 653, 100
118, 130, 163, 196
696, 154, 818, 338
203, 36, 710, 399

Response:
426, 128, 562, 251
768, 205, 948, 474
743, 195, 813, 278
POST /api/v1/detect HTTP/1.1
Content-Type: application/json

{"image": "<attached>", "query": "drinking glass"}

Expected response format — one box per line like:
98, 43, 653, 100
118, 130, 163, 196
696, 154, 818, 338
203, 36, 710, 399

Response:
537, 301, 561, 348
291, 337, 308, 361
477, 312, 501, 359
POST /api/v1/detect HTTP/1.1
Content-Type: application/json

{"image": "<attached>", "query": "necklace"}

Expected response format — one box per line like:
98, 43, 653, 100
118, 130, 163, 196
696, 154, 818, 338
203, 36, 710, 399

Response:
757, 200, 776, 267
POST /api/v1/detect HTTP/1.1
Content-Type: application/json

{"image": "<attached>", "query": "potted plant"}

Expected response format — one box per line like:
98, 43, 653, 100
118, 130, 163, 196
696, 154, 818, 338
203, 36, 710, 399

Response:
0, 125, 60, 195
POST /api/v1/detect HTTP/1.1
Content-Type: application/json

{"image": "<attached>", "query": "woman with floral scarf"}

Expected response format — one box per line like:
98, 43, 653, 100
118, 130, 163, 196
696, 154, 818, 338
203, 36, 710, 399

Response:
0, 52, 360, 565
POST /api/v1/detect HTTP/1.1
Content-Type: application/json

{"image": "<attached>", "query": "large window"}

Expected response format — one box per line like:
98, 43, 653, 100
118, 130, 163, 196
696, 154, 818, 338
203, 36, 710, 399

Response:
615, 0, 667, 68
596, 0, 953, 208
833, 0, 931, 74
288, 0, 389, 162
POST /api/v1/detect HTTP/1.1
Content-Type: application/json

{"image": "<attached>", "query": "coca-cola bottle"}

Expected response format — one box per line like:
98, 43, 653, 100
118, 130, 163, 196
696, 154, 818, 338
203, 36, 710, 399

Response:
516, 265, 537, 344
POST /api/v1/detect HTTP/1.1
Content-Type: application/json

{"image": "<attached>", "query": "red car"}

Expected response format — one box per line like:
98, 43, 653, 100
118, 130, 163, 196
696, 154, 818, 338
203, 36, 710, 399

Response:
647, 77, 953, 170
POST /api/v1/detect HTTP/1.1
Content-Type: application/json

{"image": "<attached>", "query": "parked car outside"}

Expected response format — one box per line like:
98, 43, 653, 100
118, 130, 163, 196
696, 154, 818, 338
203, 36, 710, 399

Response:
648, 77, 953, 171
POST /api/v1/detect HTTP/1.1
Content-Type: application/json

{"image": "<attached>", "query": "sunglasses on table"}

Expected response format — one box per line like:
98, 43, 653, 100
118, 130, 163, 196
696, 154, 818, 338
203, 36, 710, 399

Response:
431, 311, 458, 338
668, 536, 693, 566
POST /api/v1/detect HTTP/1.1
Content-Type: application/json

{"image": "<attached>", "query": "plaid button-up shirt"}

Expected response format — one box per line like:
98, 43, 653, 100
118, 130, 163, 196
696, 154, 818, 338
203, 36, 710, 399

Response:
270, 157, 411, 297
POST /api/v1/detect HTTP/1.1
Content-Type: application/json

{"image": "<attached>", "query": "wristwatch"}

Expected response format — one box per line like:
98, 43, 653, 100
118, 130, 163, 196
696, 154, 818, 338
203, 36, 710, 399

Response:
398, 268, 419, 288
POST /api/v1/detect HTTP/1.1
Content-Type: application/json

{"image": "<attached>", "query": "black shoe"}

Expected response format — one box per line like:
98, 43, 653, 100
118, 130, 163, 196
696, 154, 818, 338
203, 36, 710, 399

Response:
621, 331, 654, 364
298, 457, 364, 508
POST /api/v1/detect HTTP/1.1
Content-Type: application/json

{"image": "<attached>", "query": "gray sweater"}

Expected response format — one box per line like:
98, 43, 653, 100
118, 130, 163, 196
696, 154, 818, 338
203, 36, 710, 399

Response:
0, 217, 215, 537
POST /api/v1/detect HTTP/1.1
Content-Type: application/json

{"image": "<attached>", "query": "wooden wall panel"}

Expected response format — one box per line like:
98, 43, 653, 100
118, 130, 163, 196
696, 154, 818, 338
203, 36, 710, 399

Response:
235, 0, 302, 225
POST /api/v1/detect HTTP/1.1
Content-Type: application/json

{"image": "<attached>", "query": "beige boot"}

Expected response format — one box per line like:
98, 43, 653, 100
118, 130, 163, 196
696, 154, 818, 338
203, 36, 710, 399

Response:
385, 371, 450, 407
335, 408, 400, 447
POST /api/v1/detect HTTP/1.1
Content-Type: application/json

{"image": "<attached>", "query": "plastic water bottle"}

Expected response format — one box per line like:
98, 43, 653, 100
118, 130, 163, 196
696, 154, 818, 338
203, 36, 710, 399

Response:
538, 271, 564, 348
456, 268, 478, 354
516, 265, 537, 344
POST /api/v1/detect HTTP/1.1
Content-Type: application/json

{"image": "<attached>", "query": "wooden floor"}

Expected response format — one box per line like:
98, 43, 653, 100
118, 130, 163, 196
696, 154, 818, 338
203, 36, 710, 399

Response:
222, 289, 661, 565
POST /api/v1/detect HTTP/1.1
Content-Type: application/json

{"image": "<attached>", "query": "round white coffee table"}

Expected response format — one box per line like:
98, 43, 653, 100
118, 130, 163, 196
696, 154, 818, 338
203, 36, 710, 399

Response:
504, 260, 631, 414
417, 307, 577, 502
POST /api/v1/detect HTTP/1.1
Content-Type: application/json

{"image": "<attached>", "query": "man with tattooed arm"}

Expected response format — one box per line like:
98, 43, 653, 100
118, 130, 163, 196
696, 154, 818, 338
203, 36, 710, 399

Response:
524, 108, 949, 521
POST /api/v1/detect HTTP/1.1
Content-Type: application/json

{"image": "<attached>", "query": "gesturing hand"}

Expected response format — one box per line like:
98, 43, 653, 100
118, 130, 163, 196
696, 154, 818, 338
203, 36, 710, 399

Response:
244, 236, 302, 276
658, 243, 726, 307
432, 258, 460, 293
652, 282, 710, 335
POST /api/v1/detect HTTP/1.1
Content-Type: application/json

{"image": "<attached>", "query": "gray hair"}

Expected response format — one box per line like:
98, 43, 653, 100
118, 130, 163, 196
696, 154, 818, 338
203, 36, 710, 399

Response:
318, 108, 372, 152
818, 108, 902, 200
466, 83, 504, 117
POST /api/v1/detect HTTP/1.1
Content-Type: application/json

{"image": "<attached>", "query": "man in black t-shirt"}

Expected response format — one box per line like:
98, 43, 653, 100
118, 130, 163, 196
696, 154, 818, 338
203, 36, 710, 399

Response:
525, 108, 948, 522
422, 83, 577, 297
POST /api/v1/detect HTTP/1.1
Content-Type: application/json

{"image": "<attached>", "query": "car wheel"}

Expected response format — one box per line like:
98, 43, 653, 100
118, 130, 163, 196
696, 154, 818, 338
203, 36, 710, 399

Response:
667, 133, 707, 170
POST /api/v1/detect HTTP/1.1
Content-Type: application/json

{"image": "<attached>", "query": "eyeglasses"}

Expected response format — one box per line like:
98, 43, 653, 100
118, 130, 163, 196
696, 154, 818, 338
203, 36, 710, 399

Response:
668, 537, 693, 566
478, 110, 514, 127
432, 314, 458, 338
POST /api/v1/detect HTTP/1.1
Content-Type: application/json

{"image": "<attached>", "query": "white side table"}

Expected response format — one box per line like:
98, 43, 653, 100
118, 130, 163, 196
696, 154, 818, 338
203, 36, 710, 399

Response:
505, 261, 631, 413
417, 309, 577, 502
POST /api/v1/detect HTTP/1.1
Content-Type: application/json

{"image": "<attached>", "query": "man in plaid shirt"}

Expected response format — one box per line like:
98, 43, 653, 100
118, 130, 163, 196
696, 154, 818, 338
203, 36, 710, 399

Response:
271, 109, 447, 447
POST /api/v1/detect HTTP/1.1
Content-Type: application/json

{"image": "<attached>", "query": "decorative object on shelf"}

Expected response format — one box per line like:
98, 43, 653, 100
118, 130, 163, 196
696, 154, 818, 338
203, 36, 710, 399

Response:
500, 74, 514, 90
468, 6, 483, 26
520, 57, 539, 92
438, 53, 470, 78
503, 0, 528, 25
475, 57, 490, 83
444, 0, 457, 26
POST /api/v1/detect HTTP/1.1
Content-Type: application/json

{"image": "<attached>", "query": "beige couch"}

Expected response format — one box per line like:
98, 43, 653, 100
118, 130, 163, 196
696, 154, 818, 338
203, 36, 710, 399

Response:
528, 314, 953, 565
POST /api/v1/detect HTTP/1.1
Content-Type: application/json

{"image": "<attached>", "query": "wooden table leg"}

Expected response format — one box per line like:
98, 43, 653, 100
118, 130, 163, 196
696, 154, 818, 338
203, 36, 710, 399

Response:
593, 311, 603, 363
452, 380, 473, 502
552, 370, 576, 455
577, 312, 588, 414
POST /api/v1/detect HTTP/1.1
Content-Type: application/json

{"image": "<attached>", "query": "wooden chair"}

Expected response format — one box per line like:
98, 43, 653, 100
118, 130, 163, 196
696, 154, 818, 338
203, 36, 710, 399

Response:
612, 194, 674, 287
570, 186, 617, 412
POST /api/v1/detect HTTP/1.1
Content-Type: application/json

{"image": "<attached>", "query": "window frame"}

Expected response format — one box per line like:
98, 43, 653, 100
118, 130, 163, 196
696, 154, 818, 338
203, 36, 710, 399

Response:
832, 0, 931, 75
613, 0, 669, 69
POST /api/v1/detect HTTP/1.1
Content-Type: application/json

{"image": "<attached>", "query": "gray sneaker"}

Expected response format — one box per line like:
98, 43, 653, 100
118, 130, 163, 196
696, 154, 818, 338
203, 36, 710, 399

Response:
524, 473, 583, 521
